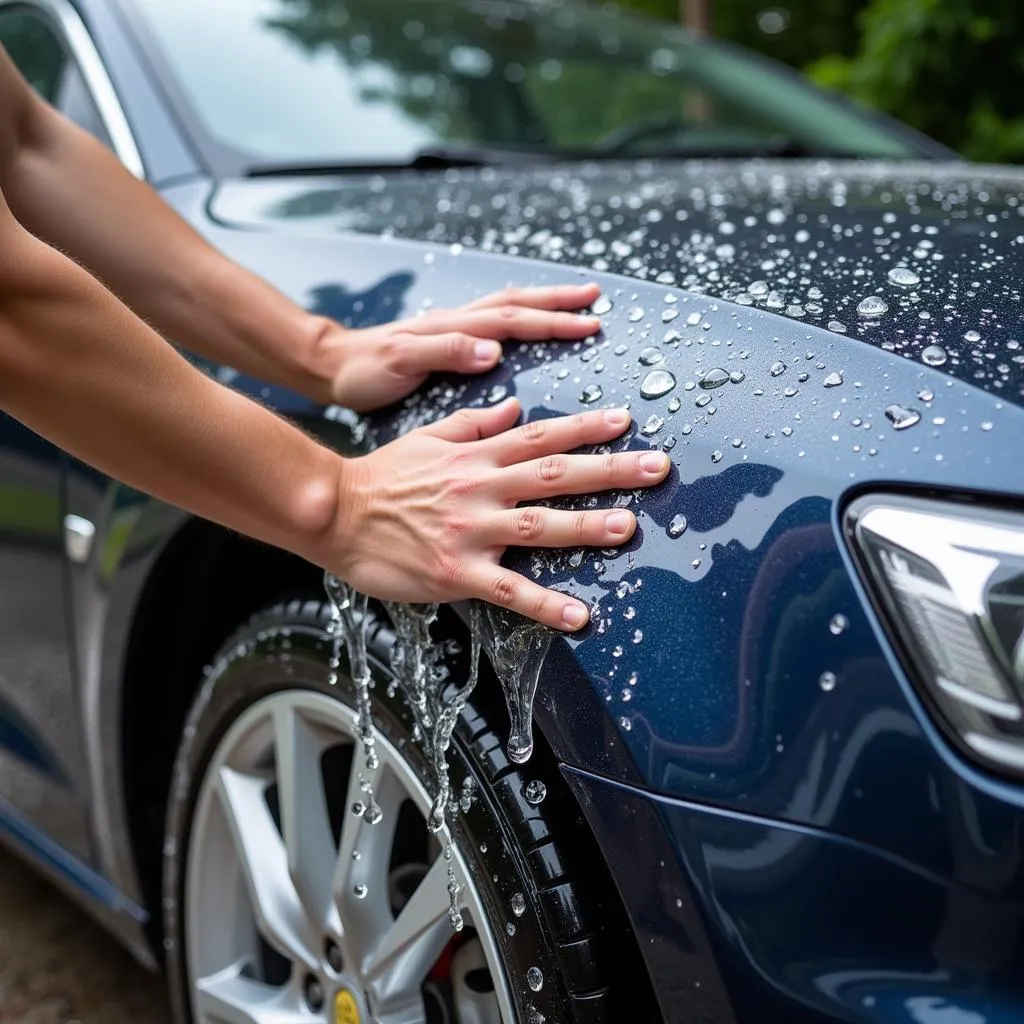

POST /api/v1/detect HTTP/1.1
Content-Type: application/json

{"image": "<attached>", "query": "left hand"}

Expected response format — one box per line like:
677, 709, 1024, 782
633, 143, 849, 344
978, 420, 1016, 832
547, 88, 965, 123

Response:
319, 283, 602, 413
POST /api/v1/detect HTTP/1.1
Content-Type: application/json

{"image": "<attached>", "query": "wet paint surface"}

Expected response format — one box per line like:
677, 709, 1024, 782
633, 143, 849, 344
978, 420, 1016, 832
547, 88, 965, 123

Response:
178, 186, 1024, 912
211, 158, 1024, 405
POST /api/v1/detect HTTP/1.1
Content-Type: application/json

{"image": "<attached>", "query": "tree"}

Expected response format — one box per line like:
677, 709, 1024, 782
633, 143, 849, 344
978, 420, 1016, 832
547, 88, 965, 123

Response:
806, 0, 1024, 162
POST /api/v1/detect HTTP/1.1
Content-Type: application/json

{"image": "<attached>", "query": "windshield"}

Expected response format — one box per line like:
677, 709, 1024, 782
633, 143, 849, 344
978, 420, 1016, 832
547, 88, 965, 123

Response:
124, 0, 931, 173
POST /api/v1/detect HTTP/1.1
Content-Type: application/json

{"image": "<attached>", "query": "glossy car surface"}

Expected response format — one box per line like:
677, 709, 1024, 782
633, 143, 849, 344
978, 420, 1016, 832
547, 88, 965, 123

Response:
0, 0, 1022, 1022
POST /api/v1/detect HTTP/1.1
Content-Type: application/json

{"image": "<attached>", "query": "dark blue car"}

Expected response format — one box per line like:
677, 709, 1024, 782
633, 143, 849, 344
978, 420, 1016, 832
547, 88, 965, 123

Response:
1, 0, 1021, 1022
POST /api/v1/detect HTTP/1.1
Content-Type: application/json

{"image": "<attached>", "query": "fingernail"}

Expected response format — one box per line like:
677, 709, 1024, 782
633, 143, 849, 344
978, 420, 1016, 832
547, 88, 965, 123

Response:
603, 408, 630, 426
474, 340, 501, 363
561, 602, 588, 628
639, 452, 669, 474
605, 511, 632, 535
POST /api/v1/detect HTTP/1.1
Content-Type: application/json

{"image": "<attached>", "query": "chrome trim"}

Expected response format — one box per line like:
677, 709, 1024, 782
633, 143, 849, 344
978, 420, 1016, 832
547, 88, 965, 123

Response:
0, 0, 145, 178
63, 513, 96, 564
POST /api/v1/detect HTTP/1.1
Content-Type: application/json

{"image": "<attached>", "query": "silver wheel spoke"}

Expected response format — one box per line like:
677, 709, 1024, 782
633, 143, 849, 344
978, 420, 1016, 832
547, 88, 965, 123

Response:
333, 760, 403, 960
217, 766, 318, 971
195, 963, 308, 1024
365, 855, 453, 1009
273, 704, 336, 930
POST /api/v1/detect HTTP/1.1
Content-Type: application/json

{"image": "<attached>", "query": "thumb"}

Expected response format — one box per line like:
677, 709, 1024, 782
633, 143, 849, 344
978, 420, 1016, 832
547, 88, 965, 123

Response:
421, 397, 521, 442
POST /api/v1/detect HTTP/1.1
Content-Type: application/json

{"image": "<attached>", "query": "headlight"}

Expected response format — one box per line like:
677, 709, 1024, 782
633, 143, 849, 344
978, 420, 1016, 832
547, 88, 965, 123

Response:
846, 494, 1024, 775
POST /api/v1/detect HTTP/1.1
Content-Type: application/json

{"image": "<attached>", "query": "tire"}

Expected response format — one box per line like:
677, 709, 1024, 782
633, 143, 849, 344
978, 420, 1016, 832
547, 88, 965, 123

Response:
162, 598, 642, 1024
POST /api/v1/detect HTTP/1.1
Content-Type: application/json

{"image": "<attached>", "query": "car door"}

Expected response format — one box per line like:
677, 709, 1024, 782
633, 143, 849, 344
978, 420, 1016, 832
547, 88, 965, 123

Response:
0, 1, 120, 862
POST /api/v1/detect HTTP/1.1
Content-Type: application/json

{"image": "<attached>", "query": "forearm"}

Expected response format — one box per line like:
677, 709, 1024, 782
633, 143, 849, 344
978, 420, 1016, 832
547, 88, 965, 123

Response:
0, 71, 335, 401
0, 215, 344, 565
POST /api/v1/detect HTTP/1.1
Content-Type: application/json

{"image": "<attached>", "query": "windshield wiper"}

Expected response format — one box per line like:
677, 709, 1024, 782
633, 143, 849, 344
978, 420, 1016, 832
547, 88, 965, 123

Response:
245, 144, 555, 177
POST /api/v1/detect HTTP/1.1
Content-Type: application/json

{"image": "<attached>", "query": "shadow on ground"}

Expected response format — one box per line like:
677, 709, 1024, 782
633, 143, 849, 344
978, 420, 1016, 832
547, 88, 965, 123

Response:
0, 847, 169, 1023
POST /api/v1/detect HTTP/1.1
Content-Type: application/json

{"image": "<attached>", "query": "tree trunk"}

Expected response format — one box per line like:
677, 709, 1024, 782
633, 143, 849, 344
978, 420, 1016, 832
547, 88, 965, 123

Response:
680, 0, 711, 33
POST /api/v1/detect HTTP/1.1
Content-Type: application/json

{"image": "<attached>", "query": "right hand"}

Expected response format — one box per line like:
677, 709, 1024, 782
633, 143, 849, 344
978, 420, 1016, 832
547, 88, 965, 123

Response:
329, 398, 669, 630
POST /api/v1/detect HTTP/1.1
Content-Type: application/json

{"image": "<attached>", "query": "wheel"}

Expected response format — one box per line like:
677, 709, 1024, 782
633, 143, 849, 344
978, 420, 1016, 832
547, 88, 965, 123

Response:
162, 599, 634, 1024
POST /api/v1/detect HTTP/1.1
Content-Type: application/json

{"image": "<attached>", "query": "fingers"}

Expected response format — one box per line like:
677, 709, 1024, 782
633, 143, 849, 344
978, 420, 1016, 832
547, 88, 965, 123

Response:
386, 331, 503, 376
415, 305, 600, 342
486, 408, 632, 465
481, 506, 637, 548
463, 283, 601, 312
499, 449, 670, 500
467, 565, 592, 632
422, 397, 521, 442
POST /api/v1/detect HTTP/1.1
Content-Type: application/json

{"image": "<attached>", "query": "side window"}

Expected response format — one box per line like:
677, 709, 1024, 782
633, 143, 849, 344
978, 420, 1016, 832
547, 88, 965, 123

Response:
0, 6, 112, 147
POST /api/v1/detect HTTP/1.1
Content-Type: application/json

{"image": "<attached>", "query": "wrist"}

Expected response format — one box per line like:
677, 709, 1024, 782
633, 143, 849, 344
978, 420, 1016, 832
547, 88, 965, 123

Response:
301, 315, 347, 406
289, 444, 368, 579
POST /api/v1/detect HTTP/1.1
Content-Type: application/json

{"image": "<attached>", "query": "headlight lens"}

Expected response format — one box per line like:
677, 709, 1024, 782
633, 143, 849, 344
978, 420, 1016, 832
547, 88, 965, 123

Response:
846, 494, 1024, 774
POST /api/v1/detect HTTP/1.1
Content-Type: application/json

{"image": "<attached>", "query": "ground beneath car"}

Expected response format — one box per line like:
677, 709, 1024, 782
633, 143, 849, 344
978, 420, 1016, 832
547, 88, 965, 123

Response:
0, 847, 169, 1023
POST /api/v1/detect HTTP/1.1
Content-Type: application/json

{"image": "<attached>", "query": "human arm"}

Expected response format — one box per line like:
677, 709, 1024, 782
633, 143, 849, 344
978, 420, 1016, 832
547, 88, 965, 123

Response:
0, 188, 668, 629
0, 44, 602, 410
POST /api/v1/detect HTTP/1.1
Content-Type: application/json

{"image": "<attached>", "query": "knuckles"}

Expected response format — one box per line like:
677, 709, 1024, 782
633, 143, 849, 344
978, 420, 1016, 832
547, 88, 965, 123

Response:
514, 507, 545, 540
538, 455, 567, 482
489, 575, 518, 607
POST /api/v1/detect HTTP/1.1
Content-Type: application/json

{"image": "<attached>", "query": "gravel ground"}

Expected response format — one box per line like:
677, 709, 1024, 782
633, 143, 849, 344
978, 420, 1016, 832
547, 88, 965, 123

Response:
0, 846, 170, 1024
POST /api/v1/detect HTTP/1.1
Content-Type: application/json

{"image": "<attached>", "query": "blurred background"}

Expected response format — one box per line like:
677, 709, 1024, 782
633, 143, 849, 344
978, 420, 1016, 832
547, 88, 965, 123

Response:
616, 0, 1022, 163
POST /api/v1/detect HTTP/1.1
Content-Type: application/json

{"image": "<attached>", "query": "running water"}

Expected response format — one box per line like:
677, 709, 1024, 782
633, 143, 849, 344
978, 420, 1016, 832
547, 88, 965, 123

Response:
324, 574, 382, 824
476, 606, 555, 764
324, 576, 555, 930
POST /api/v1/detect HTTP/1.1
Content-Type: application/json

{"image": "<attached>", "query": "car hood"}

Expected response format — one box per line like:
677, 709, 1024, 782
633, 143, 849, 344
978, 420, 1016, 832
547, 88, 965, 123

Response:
211, 158, 1024, 408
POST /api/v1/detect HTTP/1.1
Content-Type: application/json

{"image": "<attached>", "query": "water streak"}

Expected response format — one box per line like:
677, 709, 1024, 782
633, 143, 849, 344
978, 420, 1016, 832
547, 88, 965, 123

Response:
476, 606, 555, 764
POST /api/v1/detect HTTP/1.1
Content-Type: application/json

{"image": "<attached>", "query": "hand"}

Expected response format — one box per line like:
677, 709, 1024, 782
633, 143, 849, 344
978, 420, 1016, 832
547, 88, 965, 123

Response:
322, 283, 602, 412
327, 399, 670, 630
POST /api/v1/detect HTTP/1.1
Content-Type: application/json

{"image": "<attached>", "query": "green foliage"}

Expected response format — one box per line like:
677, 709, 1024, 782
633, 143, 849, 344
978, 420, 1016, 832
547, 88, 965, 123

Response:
804, 0, 1024, 162
613, 0, 1024, 164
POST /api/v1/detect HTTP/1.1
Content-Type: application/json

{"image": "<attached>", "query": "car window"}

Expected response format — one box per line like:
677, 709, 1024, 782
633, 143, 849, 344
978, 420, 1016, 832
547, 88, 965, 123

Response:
124, 0, 926, 172
0, 5, 112, 147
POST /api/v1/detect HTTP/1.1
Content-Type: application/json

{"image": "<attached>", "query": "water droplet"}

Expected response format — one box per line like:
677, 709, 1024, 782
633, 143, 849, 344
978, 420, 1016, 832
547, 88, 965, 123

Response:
527, 967, 544, 992
918, 388, 934, 402
641, 414, 664, 435
964, 329, 981, 343
524, 780, 547, 805
686, 311, 702, 326
921, 345, 947, 367
783, 387, 798, 397
981, 421, 994, 431
884, 404, 921, 430
711, 450, 724, 463
640, 369, 677, 399
592, 295, 613, 315
729, 370, 745, 383
857, 296, 888, 317
488, 384, 508, 403
829, 613, 849, 636
667, 514, 688, 538
699, 367, 730, 390
351, 801, 366, 817
632, 629, 643, 644
353, 883, 368, 900
511, 892, 527, 917
667, 397, 681, 413
620, 717, 633, 731
627, 306, 645, 322
579, 383, 603, 404
887, 266, 920, 287
639, 346, 664, 365
769, 360, 786, 377
661, 307, 679, 323
823, 371, 843, 388
819, 671, 837, 692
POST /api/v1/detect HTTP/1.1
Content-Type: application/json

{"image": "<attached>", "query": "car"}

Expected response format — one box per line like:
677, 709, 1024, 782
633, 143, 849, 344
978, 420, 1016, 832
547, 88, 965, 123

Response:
1, 0, 1022, 1022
